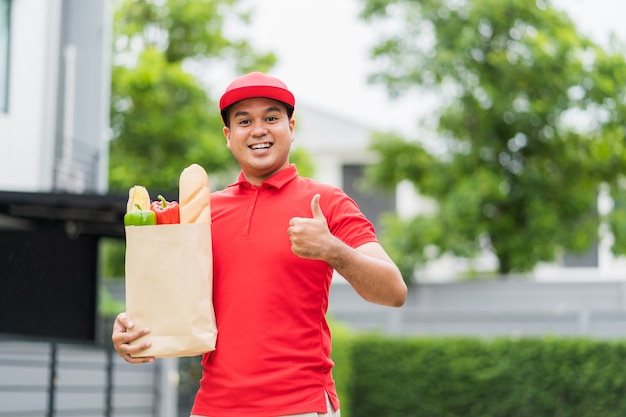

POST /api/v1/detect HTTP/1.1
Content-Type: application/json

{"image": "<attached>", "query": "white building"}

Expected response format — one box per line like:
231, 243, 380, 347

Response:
0, 0, 111, 193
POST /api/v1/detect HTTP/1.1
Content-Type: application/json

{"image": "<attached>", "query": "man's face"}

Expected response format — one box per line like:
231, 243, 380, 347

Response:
223, 97, 295, 185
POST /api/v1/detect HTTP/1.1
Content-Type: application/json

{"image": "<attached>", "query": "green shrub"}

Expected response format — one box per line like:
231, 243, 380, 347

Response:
347, 335, 626, 417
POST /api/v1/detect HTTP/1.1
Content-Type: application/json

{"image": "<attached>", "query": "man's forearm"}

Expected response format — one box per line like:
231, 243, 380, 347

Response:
325, 239, 407, 307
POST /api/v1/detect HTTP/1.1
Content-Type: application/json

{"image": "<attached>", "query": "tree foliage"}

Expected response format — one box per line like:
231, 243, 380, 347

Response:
360, 0, 626, 276
108, 0, 277, 193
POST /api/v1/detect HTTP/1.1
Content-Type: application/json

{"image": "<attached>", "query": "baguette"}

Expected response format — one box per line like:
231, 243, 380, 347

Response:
179, 164, 211, 224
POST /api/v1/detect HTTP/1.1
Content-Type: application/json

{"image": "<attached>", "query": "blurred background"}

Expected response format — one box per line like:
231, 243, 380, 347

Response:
2, 0, 626, 416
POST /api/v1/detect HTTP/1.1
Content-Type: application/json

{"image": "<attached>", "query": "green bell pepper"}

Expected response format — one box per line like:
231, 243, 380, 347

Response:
124, 204, 157, 226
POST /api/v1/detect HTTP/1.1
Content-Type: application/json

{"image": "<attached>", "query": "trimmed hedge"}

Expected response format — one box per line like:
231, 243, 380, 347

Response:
332, 334, 626, 417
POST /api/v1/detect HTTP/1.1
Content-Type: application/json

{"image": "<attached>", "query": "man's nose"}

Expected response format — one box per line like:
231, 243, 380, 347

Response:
251, 122, 269, 136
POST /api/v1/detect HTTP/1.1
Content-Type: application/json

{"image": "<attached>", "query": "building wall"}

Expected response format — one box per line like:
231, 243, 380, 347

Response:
0, 0, 61, 191
0, 0, 110, 193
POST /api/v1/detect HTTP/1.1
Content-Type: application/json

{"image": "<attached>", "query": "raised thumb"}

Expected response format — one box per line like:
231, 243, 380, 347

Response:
310, 194, 324, 219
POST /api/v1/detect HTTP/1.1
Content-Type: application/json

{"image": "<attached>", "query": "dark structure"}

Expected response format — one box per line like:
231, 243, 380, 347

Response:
0, 190, 126, 343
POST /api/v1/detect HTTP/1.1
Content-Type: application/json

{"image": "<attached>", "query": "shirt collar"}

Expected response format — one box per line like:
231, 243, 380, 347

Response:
232, 164, 298, 190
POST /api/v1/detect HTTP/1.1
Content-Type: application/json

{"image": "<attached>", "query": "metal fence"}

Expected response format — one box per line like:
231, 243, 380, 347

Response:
0, 338, 162, 417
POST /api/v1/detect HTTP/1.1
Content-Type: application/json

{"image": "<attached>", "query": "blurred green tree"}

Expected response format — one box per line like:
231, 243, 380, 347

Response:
359, 0, 626, 277
108, 0, 277, 192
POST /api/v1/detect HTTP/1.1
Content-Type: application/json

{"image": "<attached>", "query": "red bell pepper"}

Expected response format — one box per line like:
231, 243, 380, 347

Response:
150, 195, 180, 224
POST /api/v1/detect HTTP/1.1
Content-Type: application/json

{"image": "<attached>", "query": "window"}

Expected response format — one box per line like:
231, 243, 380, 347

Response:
0, 0, 10, 112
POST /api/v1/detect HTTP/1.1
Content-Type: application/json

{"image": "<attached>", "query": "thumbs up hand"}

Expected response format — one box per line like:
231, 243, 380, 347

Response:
288, 194, 332, 260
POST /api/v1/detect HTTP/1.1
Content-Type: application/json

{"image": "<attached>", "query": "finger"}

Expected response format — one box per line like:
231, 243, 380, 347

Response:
125, 355, 155, 364
117, 326, 150, 342
123, 345, 155, 364
112, 325, 150, 352
115, 329, 155, 363
310, 194, 324, 219
123, 340, 154, 362
112, 314, 145, 352
113, 312, 134, 332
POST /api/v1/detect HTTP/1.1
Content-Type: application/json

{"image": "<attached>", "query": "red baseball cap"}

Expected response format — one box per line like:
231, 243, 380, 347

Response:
219, 72, 295, 124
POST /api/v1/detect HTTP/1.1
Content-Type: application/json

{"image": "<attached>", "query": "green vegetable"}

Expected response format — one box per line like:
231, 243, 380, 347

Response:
124, 204, 157, 226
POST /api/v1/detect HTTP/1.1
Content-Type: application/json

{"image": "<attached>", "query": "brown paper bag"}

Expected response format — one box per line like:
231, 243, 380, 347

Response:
124, 223, 217, 358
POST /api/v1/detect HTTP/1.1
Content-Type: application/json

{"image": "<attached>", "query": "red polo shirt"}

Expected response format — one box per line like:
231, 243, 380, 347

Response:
191, 165, 377, 417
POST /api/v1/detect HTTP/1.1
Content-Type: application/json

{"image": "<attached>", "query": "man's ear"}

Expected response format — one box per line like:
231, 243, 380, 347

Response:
289, 118, 296, 143
223, 126, 231, 149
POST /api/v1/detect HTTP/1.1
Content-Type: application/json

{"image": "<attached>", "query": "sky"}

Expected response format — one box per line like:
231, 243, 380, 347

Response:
238, 0, 626, 136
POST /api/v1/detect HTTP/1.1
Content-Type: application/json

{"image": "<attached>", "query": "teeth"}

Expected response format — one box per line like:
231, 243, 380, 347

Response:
250, 143, 271, 150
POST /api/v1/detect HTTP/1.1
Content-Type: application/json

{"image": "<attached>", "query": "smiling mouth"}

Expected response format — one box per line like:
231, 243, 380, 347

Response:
249, 142, 272, 150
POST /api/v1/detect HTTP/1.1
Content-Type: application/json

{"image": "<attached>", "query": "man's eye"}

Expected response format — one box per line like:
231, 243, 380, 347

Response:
266, 116, 278, 122
238, 119, 251, 126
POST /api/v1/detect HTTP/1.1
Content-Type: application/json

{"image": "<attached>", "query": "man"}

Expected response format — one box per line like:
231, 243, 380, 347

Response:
112, 72, 407, 417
